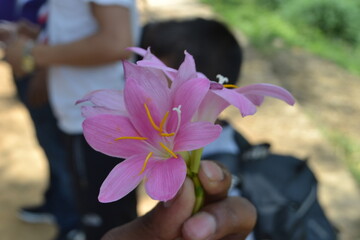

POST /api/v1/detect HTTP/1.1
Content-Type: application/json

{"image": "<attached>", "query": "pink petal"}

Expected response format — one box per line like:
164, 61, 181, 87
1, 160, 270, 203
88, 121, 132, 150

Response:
123, 61, 169, 90
174, 122, 222, 152
81, 106, 127, 118
236, 83, 295, 106
123, 61, 171, 108
127, 46, 147, 57
123, 79, 168, 142
212, 88, 257, 117
83, 114, 149, 158
167, 78, 210, 131
76, 89, 126, 111
98, 155, 145, 203
172, 51, 198, 90
145, 157, 187, 201
128, 47, 165, 67
244, 95, 265, 106
128, 47, 177, 81
195, 91, 229, 122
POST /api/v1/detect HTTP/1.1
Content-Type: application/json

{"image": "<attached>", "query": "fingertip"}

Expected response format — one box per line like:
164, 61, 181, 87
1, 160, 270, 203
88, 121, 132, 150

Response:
199, 160, 231, 199
200, 160, 224, 182
182, 212, 216, 240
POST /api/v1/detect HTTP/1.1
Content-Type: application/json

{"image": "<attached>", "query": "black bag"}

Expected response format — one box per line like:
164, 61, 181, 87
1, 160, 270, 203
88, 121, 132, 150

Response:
234, 131, 338, 240
205, 129, 338, 240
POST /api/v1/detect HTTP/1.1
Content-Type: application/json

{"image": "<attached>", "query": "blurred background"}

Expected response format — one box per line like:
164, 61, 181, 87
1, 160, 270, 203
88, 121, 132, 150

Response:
1, 0, 360, 239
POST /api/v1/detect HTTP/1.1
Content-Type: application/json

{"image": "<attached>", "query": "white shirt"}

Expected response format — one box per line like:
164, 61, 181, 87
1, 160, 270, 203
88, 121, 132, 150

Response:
203, 125, 239, 157
47, 0, 139, 134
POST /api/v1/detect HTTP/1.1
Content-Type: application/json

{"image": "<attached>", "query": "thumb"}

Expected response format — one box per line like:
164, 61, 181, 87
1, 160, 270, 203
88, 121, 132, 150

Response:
102, 178, 195, 240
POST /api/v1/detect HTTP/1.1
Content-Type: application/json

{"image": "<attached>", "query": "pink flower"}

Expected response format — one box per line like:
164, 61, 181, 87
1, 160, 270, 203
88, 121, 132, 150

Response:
79, 61, 222, 202
78, 48, 295, 204
130, 47, 295, 123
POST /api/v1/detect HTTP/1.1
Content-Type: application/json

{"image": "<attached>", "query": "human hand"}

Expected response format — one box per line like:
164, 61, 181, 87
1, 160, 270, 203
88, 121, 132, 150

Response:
4, 36, 32, 77
17, 19, 41, 40
102, 160, 257, 240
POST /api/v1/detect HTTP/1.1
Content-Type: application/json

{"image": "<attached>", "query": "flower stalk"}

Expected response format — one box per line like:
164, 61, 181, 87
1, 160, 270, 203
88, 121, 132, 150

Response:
188, 148, 204, 214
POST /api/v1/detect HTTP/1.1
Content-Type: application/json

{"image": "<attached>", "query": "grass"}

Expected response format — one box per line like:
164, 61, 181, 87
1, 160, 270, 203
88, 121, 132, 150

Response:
201, 0, 360, 75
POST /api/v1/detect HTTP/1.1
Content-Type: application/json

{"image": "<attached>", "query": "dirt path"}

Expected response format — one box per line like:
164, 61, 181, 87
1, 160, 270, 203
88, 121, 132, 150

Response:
1, 1, 360, 239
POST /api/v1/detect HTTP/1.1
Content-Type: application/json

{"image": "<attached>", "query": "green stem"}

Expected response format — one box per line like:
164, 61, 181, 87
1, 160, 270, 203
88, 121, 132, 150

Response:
191, 173, 204, 214
190, 148, 203, 173
188, 148, 204, 214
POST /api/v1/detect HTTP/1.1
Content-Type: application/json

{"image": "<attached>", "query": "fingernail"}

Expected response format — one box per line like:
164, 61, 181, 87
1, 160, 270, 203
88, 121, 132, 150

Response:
201, 161, 224, 182
185, 212, 216, 240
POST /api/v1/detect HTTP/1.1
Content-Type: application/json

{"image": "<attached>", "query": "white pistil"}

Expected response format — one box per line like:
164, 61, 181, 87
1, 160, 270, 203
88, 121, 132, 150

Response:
172, 105, 182, 114
172, 105, 182, 133
216, 74, 229, 85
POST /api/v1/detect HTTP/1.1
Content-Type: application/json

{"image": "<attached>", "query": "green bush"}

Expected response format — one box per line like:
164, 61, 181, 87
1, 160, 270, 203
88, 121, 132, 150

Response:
281, 0, 360, 44
255, 0, 286, 9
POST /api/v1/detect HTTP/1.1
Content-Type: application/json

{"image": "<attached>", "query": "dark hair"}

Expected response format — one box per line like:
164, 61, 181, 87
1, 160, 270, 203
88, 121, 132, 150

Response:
140, 18, 243, 85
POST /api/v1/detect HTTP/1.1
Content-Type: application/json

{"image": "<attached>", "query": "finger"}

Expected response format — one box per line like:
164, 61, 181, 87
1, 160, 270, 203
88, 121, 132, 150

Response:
102, 178, 195, 240
182, 197, 257, 240
198, 160, 232, 203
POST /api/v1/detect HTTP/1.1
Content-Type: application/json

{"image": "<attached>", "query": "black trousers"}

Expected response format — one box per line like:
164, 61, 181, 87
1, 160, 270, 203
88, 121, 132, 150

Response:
62, 134, 137, 240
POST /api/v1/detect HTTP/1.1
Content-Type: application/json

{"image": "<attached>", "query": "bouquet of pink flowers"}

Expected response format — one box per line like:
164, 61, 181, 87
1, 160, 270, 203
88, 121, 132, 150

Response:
76, 47, 295, 212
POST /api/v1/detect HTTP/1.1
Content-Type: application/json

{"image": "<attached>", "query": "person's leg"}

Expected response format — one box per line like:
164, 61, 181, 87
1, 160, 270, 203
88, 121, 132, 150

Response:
14, 75, 81, 236
66, 134, 138, 240
82, 134, 137, 237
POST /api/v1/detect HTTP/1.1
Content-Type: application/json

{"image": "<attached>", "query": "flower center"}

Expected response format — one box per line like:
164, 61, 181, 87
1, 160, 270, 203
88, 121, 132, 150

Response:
117, 103, 182, 175
144, 103, 175, 137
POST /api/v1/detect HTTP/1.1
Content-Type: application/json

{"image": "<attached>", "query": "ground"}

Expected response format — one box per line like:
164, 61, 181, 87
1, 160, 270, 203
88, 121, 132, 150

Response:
1, 1, 360, 239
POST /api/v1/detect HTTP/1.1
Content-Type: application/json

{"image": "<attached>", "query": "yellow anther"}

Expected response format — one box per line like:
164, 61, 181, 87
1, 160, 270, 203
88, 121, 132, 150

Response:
159, 142, 178, 158
160, 132, 175, 137
144, 103, 161, 131
115, 136, 148, 141
223, 84, 238, 89
159, 111, 169, 132
140, 152, 153, 174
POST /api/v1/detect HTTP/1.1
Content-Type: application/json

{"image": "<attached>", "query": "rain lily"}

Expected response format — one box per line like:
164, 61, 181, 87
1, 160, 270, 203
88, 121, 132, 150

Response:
77, 48, 295, 208
78, 61, 222, 202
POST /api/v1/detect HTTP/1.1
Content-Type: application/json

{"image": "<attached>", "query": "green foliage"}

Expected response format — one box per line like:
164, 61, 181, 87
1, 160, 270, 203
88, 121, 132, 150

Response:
255, 0, 287, 9
281, 0, 360, 45
200, 0, 360, 75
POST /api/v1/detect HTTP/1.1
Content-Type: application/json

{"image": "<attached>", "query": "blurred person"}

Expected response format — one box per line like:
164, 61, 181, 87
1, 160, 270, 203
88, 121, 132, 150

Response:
0, 1, 82, 239
102, 160, 257, 240
4, 0, 140, 239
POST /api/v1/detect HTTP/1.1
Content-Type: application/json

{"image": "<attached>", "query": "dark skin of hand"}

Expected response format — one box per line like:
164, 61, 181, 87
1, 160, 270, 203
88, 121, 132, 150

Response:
102, 160, 257, 240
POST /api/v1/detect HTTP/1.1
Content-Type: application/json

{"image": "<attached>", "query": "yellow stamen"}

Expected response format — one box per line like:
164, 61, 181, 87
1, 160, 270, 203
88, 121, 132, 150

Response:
140, 152, 153, 174
159, 142, 178, 158
160, 132, 175, 137
115, 136, 148, 141
223, 84, 238, 89
144, 103, 161, 131
159, 111, 169, 132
